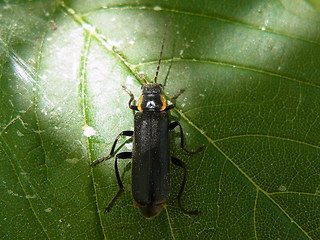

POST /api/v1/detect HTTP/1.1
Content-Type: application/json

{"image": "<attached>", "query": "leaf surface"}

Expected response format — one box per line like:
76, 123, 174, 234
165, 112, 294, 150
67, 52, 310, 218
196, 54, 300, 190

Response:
1, 0, 320, 239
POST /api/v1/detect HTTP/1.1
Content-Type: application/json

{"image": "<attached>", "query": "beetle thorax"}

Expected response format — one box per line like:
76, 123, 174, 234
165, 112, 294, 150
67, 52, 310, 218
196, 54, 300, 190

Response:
137, 83, 166, 112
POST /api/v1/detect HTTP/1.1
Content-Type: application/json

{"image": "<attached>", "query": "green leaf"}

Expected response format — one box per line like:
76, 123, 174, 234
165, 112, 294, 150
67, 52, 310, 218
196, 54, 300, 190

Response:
306, 0, 320, 12
1, 0, 320, 239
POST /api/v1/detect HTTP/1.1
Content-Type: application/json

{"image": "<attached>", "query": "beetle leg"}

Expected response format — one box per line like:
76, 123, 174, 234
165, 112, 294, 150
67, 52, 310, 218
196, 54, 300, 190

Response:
91, 131, 133, 166
171, 89, 185, 104
165, 89, 185, 111
171, 156, 199, 215
122, 85, 138, 110
104, 152, 132, 213
169, 121, 204, 154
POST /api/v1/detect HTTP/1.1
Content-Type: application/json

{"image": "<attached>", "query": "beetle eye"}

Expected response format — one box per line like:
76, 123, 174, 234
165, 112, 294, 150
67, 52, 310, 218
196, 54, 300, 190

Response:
159, 84, 163, 88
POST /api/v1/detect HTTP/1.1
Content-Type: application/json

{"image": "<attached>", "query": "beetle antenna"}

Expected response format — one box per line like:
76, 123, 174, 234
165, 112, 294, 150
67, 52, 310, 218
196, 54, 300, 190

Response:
154, 26, 167, 83
137, 72, 147, 84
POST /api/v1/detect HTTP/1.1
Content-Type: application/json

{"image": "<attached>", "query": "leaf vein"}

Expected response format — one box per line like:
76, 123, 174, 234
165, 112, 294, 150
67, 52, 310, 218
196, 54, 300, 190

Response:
214, 134, 320, 150
77, 29, 107, 239
138, 58, 320, 89
0, 135, 49, 239
175, 108, 312, 239
82, 4, 320, 46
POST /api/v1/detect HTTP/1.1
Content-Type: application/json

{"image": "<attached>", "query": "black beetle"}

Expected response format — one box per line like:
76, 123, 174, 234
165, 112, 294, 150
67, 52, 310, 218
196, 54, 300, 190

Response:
91, 32, 202, 218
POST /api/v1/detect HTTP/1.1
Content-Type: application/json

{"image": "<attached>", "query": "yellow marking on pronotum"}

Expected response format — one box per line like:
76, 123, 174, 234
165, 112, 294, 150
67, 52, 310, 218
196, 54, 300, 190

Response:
160, 95, 166, 111
137, 95, 143, 112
